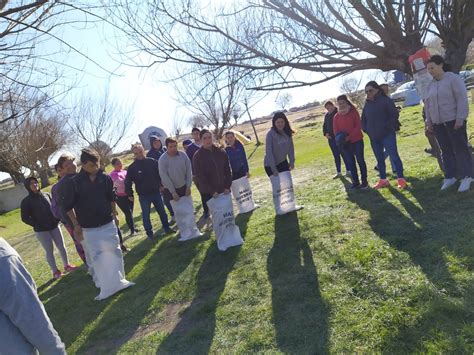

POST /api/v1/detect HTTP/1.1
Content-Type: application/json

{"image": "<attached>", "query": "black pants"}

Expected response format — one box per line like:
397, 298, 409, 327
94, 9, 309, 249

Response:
162, 192, 174, 217
116, 195, 135, 232
433, 120, 472, 179
264, 160, 290, 177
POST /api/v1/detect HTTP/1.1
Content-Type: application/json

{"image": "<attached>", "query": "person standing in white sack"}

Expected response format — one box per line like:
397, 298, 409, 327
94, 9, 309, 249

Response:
158, 137, 202, 241
63, 148, 134, 300
224, 131, 258, 214
263, 112, 303, 214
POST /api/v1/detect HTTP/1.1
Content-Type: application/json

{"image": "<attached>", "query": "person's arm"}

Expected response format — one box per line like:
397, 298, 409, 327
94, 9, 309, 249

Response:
361, 108, 367, 133
240, 143, 250, 174
265, 131, 278, 175
193, 153, 211, 194
288, 135, 295, 169
20, 199, 34, 227
124, 165, 134, 200
158, 156, 176, 195
386, 97, 400, 130
0, 253, 66, 354
452, 75, 469, 127
184, 153, 193, 190
348, 110, 362, 142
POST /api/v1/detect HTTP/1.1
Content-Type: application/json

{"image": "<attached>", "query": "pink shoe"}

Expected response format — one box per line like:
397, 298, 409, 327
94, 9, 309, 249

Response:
64, 264, 78, 272
397, 178, 408, 189
373, 179, 390, 189
53, 270, 63, 279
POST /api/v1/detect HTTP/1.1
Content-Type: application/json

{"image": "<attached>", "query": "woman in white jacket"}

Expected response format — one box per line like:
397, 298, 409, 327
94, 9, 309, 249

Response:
425, 55, 471, 192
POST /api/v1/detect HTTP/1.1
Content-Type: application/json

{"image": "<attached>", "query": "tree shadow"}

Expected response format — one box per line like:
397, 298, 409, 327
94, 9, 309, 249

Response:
75, 236, 203, 353
346, 177, 474, 351
157, 243, 241, 354
267, 212, 329, 353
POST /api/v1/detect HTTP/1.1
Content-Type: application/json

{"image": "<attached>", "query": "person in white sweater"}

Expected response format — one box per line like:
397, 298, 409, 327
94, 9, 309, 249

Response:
425, 55, 471, 192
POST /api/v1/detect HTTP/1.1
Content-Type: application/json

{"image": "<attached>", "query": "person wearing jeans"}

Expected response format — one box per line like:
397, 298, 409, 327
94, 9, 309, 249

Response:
125, 143, 173, 239
361, 81, 407, 189
333, 95, 368, 189
323, 101, 350, 178
425, 55, 471, 192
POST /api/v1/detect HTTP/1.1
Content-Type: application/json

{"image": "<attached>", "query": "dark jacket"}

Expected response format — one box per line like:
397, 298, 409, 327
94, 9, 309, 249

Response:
193, 145, 232, 195
62, 169, 115, 228
361, 94, 400, 141
147, 146, 167, 161
224, 140, 249, 175
322, 108, 338, 137
20, 178, 59, 232
185, 143, 200, 171
125, 157, 162, 196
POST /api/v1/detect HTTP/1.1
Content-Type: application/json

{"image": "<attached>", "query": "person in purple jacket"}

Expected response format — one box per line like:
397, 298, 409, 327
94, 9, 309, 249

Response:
224, 131, 250, 180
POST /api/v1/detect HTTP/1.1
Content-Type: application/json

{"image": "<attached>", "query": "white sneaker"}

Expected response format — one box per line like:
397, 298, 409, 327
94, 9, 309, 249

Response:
440, 178, 457, 191
458, 177, 472, 192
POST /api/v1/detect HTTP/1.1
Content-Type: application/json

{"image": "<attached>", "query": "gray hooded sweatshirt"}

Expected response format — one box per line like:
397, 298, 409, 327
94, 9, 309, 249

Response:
0, 238, 66, 355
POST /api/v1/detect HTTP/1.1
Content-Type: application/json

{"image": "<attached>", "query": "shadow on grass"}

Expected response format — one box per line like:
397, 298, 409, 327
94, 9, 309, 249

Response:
235, 209, 254, 239
267, 212, 329, 354
345, 176, 474, 352
75, 235, 203, 353
157, 243, 241, 354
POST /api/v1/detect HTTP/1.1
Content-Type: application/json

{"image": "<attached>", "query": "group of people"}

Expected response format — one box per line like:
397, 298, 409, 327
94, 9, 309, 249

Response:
323, 55, 471, 192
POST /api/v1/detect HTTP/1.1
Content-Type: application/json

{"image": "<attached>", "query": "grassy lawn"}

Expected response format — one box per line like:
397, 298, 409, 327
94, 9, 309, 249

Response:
1, 104, 474, 353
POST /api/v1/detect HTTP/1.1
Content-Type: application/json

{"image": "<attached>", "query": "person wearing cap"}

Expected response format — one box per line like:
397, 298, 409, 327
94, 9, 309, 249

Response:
0, 238, 66, 354
20, 177, 77, 279
147, 135, 175, 223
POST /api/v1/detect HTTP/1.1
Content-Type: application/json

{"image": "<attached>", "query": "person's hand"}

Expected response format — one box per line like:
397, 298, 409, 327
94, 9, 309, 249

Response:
185, 188, 191, 196
73, 225, 83, 242
289, 164, 295, 171
213, 192, 219, 198
454, 121, 463, 130
224, 189, 230, 194
159, 186, 165, 192
425, 121, 434, 133
128, 196, 134, 202
325, 133, 331, 139
246, 172, 250, 178
172, 192, 180, 201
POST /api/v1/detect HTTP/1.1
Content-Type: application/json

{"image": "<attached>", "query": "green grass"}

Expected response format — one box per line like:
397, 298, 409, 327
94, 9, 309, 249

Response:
1, 104, 474, 353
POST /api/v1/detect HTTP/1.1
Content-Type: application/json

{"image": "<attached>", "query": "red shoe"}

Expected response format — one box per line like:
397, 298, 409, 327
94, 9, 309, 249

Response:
397, 178, 408, 189
64, 264, 78, 272
53, 270, 63, 279
373, 179, 390, 189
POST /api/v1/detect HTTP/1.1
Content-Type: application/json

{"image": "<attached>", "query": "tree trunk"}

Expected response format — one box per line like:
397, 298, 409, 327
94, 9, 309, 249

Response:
443, 37, 471, 73
244, 100, 261, 146
9, 171, 25, 184
38, 168, 50, 188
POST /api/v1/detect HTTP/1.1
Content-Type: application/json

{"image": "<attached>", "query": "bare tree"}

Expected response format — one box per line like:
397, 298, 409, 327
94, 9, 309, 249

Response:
276, 92, 292, 110
340, 76, 365, 108
107, 1, 474, 90
171, 116, 186, 140
187, 114, 207, 130
70, 88, 134, 168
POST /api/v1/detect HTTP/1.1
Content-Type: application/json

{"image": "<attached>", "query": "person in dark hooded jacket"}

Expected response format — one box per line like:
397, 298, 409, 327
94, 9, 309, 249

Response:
146, 135, 175, 223
20, 177, 77, 279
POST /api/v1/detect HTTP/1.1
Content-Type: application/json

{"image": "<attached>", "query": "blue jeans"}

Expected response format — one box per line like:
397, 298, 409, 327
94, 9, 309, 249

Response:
138, 192, 170, 236
381, 149, 397, 173
328, 137, 350, 173
343, 140, 367, 184
433, 120, 472, 179
370, 133, 404, 179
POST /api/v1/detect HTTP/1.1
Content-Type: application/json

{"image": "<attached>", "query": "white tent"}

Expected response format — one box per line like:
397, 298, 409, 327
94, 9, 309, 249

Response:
138, 126, 168, 150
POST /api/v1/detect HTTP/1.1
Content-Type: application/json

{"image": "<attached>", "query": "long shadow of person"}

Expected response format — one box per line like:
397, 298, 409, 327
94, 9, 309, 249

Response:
74, 235, 203, 353
157, 243, 241, 354
235, 210, 254, 239
267, 212, 329, 353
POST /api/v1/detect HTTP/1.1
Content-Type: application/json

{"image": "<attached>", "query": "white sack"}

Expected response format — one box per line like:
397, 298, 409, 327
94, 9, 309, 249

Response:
170, 196, 202, 241
206, 194, 243, 251
230, 176, 258, 214
82, 221, 134, 300
270, 171, 298, 215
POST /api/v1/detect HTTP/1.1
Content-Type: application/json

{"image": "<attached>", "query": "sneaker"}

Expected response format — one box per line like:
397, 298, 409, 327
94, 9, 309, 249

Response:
350, 182, 360, 190
53, 270, 63, 279
169, 216, 176, 225
440, 178, 457, 191
373, 179, 390, 189
120, 244, 129, 253
458, 177, 472, 192
397, 178, 408, 189
345, 171, 352, 177
146, 232, 154, 240
163, 227, 176, 235
360, 181, 369, 190
64, 264, 78, 272
332, 172, 342, 179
